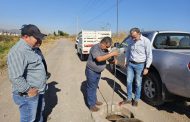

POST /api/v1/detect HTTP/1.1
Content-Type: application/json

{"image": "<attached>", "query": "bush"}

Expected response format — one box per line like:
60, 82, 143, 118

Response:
0, 35, 19, 68
112, 31, 128, 44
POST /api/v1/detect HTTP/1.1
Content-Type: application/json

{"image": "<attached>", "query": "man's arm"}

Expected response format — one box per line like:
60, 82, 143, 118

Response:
96, 51, 118, 62
143, 39, 153, 75
7, 51, 30, 93
145, 40, 153, 68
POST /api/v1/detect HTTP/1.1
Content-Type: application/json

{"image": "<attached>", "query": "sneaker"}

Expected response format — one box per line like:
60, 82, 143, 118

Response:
132, 100, 138, 107
96, 101, 103, 106
90, 106, 100, 112
118, 99, 132, 106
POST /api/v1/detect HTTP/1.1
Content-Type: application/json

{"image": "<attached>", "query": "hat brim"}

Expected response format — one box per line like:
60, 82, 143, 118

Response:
33, 33, 47, 40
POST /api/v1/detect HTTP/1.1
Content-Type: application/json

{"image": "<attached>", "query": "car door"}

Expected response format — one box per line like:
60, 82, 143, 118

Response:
115, 37, 129, 74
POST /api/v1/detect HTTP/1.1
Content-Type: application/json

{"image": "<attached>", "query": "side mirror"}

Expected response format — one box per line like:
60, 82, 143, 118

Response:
114, 42, 120, 47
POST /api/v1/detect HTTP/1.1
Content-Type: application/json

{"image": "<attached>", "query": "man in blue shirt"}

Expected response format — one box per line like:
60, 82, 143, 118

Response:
85, 37, 118, 112
120, 28, 152, 106
7, 24, 47, 122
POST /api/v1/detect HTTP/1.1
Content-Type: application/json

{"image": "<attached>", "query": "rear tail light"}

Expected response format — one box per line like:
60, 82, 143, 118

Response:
188, 62, 190, 70
84, 44, 94, 47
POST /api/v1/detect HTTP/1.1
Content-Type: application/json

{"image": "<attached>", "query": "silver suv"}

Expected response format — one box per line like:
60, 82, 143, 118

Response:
110, 31, 190, 106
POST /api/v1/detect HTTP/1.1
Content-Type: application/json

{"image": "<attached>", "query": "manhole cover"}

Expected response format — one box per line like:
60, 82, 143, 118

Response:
116, 118, 143, 122
106, 114, 126, 122
91, 102, 143, 122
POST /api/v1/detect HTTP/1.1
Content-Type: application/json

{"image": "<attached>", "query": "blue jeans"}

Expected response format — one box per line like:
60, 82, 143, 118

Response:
13, 92, 45, 122
85, 67, 101, 108
127, 62, 144, 101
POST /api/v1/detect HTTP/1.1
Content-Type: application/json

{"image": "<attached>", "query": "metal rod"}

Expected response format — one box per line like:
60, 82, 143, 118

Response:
98, 87, 109, 115
110, 0, 119, 113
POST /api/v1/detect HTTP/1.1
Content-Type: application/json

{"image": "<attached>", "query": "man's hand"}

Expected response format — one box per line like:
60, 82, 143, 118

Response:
110, 50, 119, 57
114, 59, 118, 65
27, 87, 38, 97
124, 62, 128, 67
46, 72, 51, 79
143, 68, 149, 75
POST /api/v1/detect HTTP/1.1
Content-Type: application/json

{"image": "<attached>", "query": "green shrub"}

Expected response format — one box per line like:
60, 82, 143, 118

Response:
0, 35, 19, 68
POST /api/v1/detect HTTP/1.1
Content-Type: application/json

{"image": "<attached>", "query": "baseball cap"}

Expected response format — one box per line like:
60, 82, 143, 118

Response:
20, 24, 47, 40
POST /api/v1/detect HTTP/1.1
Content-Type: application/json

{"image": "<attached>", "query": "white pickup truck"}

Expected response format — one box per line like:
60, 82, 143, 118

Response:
110, 31, 190, 106
77, 30, 111, 61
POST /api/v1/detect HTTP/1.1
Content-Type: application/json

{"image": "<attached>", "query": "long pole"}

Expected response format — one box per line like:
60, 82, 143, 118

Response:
111, 0, 119, 113
76, 16, 78, 35
117, 0, 119, 40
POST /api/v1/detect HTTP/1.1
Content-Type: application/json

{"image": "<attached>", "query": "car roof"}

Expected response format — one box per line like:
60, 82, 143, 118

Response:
142, 30, 190, 34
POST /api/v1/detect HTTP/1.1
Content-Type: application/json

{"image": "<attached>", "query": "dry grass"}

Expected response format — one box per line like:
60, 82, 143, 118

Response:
0, 35, 62, 69
0, 36, 19, 68
67, 35, 77, 42
40, 35, 62, 54
112, 31, 128, 44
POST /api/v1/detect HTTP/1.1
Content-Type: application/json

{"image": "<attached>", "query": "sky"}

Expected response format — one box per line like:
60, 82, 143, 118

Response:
0, 0, 190, 35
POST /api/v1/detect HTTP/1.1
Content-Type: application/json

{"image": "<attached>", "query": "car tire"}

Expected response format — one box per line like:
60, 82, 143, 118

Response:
142, 72, 164, 106
75, 44, 77, 49
80, 54, 85, 61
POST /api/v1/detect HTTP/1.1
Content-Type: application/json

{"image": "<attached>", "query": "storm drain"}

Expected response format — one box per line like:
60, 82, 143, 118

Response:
91, 102, 143, 122
116, 118, 143, 122
106, 114, 125, 122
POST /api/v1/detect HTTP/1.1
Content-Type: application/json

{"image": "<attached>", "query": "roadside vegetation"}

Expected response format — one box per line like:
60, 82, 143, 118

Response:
0, 35, 19, 68
0, 31, 127, 69
0, 34, 64, 69
112, 31, 128, 43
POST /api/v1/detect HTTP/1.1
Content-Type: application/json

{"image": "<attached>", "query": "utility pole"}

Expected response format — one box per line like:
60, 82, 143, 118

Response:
76, 16, 79, 36
116, 0, 119, 41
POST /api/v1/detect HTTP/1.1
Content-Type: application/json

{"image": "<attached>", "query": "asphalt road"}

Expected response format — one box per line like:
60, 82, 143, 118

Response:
0, 39, 190, 122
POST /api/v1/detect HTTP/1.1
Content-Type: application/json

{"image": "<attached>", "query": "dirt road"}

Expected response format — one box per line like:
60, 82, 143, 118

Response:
0, 39, 190, 122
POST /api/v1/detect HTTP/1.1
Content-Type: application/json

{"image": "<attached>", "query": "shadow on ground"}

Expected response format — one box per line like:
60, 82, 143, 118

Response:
43, 81, 61, 122
101, 77, 127, 100
156, 102, 190, 118
105, 64, 126, 85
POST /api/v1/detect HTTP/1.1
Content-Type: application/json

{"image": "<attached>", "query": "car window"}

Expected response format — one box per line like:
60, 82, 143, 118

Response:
120, 32, 152, 47
142, 32, 153, 41
154, 33, 190, 49
120, 36, 130, 48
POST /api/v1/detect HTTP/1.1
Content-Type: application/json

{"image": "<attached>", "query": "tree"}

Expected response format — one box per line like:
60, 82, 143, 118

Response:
58, 30, 69, 37
53, 31, 57, 36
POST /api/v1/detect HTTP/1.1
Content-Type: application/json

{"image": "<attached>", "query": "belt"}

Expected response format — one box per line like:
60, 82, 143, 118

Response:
18, 92, 28, 96
129, 60, 145, 64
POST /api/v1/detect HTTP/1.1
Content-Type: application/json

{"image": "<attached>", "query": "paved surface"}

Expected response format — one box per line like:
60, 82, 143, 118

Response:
0, 39, 190, 122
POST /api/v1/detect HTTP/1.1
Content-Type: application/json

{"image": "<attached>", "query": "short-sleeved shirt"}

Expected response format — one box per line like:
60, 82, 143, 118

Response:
86, 43, 108, 73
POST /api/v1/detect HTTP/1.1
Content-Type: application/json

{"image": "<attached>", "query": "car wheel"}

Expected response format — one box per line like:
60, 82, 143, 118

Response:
80, 54, 85, 61
75, 44, 77, 49
142, 72, 164, 106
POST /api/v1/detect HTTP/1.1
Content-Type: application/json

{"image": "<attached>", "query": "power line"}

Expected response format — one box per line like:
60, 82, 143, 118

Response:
78, 0, 98, 16
81, 0, 107, 16
83, 0, 123, 26
117, 0, 119, 40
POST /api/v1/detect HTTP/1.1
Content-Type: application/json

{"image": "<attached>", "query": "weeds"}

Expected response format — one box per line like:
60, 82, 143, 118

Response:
0, 35, 19, 68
